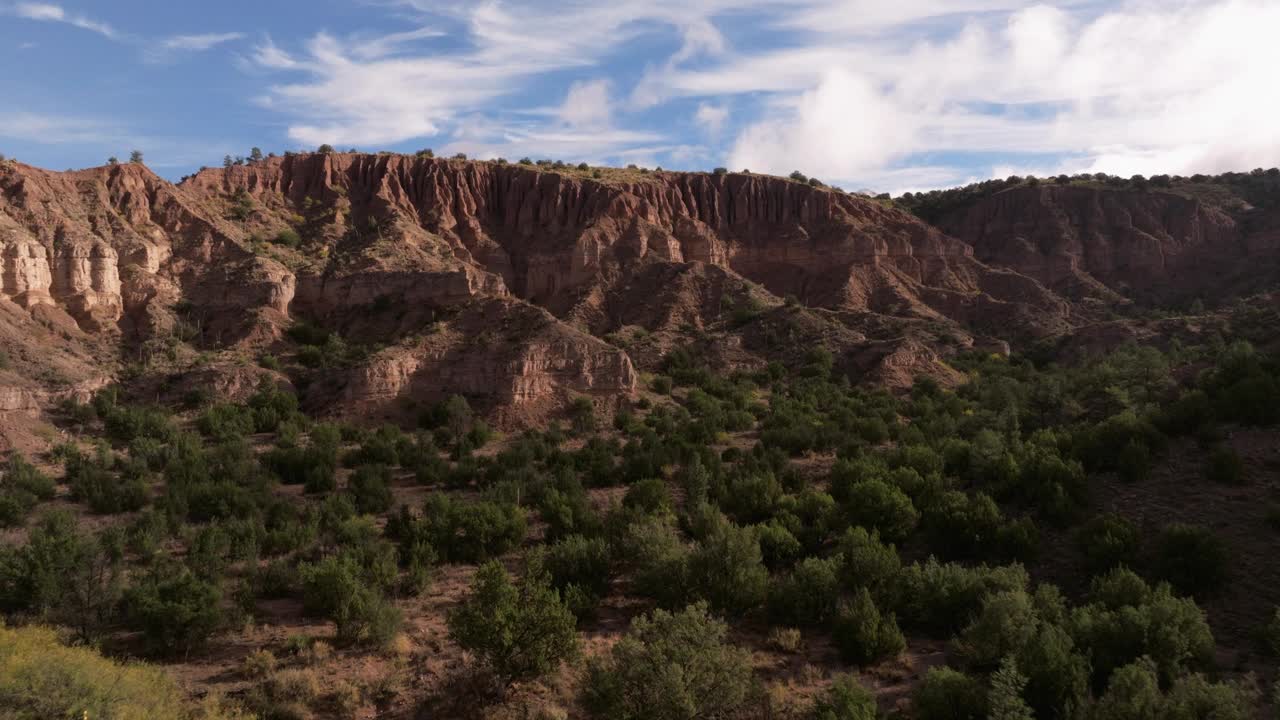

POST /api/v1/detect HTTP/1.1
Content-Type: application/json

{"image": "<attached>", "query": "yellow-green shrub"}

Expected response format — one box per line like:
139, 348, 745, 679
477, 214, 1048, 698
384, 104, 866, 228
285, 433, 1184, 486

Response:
0, 624, 233, 719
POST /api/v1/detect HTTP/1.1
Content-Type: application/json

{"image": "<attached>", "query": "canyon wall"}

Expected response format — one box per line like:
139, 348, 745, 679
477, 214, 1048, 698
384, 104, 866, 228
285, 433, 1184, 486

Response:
936, 185, 1254, 300
4, 153, 1276, 428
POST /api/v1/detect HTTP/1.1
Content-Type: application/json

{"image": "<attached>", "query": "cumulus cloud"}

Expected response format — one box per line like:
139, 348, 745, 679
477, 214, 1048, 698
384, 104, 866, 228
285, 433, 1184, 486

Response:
12, 2, 117, 38
729, 70, 920, 180
718, 0, 1280, 189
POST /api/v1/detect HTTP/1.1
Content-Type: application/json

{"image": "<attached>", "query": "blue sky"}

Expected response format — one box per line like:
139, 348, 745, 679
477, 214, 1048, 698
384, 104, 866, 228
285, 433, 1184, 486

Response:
2, 0, 1278, 193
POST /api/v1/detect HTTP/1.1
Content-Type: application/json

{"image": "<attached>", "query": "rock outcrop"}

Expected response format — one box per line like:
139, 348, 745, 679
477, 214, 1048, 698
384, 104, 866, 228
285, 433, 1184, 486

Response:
935, 185, 1259, 301
8, 152, 1276, 430
174, 153, 1086, 397
183, 154, 1063, 322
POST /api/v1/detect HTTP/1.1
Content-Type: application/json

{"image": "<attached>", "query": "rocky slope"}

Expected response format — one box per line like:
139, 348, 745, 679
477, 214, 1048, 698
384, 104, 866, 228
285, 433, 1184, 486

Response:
935, 184, 1280, 303
177, 154, 1077, 376
3, 152, 1278, 438
181, 154, 1071, 329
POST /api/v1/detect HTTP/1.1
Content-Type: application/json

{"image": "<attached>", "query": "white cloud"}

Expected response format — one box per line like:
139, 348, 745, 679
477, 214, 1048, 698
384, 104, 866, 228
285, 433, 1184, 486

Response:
252, 30, 529, 147
162, 32, 244, 51
709, 0, 1280, 189
252, 40, 302, 70
729, 69, 920, 182
13, 2, 117, 39
441, 113, 668, 165
558, 79, 612, 129
0, 111, 117, 144
247, 0, 1280, 188
694, 103, 729, 135
252, 0, 764, 148
349, 26, 444, 60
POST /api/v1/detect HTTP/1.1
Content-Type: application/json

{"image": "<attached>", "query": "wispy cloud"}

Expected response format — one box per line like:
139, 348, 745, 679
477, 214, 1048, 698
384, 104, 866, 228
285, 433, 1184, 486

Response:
0, 111, 120, 144
248, 2, 762, 151
349, 25, 444, 60
16, 0, 1264, 189
250, 31, 526, 147
12, 2, 118, 39
162, 32, 244, 52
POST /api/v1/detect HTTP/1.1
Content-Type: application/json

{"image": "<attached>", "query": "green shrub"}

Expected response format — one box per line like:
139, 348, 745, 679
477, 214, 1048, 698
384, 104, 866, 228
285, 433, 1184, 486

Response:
542, 534, 611, 616
448, 560, 578, 687
298, 554, 401, 646
347, 464, 394, 515
986, 657, 1034, 720
913, 667, 988, 720
421, 394, 474, 443
620, 514, 690, 609
419, 494, 526, 563
1070, 569, 1213, 690
1116, 439, 1153, 483
623, 478, 672, 515
1015, 623, 1089, 719
1160, 673, 1255, 720
0, 511, 123, 641
957, 590, 1037, 669
755, 520, 802, 570
687, 523, 768, 616
537, 478, 602, 541
1150, 523, 1229, 597
197, 403, 256, 441
0, 454, 56, 527
92, 393, 177, 444
263, 439, 337, 493
895, 558, 1029, 635
837, 527, 901, 596
124, 560, 224, 656
1077, 513, 1141, 574
1092, 657, 1161, 720
1205, 445, 1245, 485
65, 445, 148, 514
923, 491, 1026, 562
832, 588, 905, 665
843, 478, 919, 542
582, 603, 754, 720
569, 397, 596, 435
810, 674, 876, 720
273, 228, 302, 248
769, 556, 841, 626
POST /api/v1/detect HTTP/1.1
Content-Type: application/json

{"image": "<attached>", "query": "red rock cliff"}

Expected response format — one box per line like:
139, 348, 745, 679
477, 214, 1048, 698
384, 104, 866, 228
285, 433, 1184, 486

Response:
936, 185, 1252, 300
182, 153, 1063, 327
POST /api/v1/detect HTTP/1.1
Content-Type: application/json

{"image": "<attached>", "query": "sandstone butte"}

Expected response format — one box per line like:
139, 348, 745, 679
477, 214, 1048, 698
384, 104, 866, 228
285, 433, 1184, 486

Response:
1, 153, 1276, 433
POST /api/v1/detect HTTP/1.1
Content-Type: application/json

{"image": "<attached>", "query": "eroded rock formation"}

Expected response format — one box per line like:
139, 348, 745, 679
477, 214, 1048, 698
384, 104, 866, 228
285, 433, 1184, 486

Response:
3, 152, 1276, 429
936, 185, 1260, 301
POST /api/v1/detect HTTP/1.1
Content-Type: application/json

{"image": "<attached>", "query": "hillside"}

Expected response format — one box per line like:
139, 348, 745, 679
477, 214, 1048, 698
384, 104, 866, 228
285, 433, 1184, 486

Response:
2, 152, 1280, 720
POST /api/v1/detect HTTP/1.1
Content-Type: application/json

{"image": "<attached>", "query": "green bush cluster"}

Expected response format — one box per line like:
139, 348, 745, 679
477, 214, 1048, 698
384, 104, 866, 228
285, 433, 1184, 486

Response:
4, 327, 1273, 717
0, 454, 56, 526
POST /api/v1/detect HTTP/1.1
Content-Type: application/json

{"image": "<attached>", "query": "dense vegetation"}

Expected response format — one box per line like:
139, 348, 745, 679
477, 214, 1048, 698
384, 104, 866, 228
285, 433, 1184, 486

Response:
1, 334, 1278, 718
897, 167, 1280, 223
